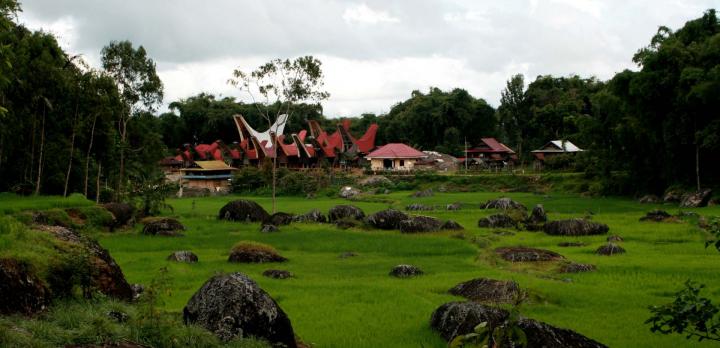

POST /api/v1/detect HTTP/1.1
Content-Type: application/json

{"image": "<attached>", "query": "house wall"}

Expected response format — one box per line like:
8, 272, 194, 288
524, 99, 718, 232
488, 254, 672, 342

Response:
370, 158, 417, 171
184, 178, 231, 193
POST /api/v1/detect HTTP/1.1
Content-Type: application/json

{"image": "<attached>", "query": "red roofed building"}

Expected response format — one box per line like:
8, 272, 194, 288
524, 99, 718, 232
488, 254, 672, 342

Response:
365, 143, 427, 171
464, 137, 517, 168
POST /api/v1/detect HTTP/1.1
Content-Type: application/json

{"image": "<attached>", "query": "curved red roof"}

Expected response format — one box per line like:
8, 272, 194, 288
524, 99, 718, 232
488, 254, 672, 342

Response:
365, 143, 426, 159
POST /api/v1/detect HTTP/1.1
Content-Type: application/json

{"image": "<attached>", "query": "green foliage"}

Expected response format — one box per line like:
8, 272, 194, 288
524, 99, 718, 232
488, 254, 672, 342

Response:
703, 216, 720, 252
232, 166, 266, 192
647, 281, 720, 342
129, 174, 177, 217
449, 295, 528, 348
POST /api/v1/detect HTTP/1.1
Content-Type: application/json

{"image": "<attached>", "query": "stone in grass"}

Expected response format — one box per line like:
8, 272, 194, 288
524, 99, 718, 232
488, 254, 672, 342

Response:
559, 262, 596, 273
638, 194, 661, 204
639, 210, 672, 222
495, 247, 565, 262
365, 209, 409, 230
262, 270, 293, 279
260, 224, 279, 233
399, 215, 442, 233
292, 209, 327, 223
446, 202, 462, 211
680, 188, 712, 208
527, 204, 547, 224
478, 214, 518, 229
335, 219, 359, 229
328, 205, 365, 222
264, 212, 294, 226
338, 252, 358, 259
228, 241, 287, 263
481, 197, 527, 211
167, 250, 198, 263
389, 264, 424, 278
412, 188, 434, 197
557, 241, 587, 247
142, 217, 185, 236
441, 220, 464, 230
607, 235, 624, 242
430, 301, 608, 347
596, 243, 626, 256
448, 278, 521, 303
218, 200, 270, 222
543, 218, 609, 236
183, 272, 297, 347
0, 258, 51, 315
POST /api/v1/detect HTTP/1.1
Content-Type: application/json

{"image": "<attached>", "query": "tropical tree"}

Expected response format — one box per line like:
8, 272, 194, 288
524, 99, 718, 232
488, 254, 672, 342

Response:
101, 40, 163, 199
229, 56, 330, 212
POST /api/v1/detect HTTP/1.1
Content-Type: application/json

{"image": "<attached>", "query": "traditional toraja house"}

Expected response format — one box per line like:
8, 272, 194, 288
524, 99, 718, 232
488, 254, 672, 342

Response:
531, 140, 584, 169
460, 137, 517, 169
178, 160, 238, 196
172, 114, 379, 171
365, 143, 427, 172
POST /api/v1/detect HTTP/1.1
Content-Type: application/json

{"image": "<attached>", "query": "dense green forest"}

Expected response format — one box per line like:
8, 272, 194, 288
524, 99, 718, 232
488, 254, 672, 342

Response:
1, 0, 719, 196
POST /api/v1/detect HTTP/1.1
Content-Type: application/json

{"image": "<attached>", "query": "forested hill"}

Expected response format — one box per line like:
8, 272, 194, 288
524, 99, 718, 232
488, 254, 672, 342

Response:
1, 0, 719, 196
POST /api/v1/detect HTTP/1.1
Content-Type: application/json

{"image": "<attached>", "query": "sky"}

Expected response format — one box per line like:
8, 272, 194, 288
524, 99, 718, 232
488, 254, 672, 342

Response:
17, 0, 718, 117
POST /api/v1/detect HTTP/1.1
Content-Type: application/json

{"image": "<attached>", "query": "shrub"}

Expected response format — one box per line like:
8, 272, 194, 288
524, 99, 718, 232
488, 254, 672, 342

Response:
232, 166, 266, 192
230, 241, 279, 255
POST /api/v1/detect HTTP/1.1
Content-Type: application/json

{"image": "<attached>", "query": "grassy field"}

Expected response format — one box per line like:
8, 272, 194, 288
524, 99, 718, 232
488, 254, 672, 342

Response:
87, 191, 719, 348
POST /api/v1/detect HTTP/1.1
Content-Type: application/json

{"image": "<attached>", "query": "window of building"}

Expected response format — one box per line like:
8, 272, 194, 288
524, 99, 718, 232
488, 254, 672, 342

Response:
399, 160, 405, 167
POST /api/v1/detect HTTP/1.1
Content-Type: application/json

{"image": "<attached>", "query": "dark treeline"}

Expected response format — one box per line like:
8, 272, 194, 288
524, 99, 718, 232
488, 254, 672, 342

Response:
1, 0, 718, 196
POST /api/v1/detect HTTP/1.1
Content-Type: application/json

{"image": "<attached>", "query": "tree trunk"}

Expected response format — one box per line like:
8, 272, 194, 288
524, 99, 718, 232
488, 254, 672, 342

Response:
84, 113, 98, 197
34, 105, 46, 195
64, 103, 79, 197
96, 163, 102, 204
27, 116, 37, 181
695, 142, 701, 191
118, 116, 127, 201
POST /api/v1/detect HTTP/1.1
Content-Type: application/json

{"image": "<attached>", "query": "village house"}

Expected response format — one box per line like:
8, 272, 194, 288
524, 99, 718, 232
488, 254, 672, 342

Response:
460, 137, 517, 169
365, 143, 427, 172
531, 140, 584, 169
178, 160, 238, 197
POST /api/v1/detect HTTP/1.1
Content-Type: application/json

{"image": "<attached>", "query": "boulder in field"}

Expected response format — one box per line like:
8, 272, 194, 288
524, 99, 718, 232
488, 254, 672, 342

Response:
663, 189, 685, 203
262, 270, 293, 279
260, 224, 279, 233
264, 212, 294, 226
638, 194, 661, 204
596, 243, 625, 256
680, 189, 712, 208
412, 188, 434, 197
334, 219, 358, 229
228, 241, 287, 263
430, 301, 607, 347
292, 209, 327, 223
389, 264, 424, 278
167, 251, 198, 263
328, 205, 365, 222
446, 202, 462, 210
366, 209, 409, 230
558, 241, 587, 247
142, 217, 185, 236
448, 278, 520, 303
102, 202, 135, 230
37, 225, 133, 300
607, 235, 624, 242
0, 258, 51, 315
543, 219, 609, 236
339, 186, 361, 199
527, 204, 547, 224
183, 272, 296, 346
359, 175, 392, 187
338, 251, 358, 259
478, 214, 517, 229
406, 203, 434, 211
441, 220, 464, 230
640, 210, 672, 222
559, 262, 596, 273
481, 197, 527, 211
399, 215, 442, 233
218, 200, 269, 222
495, 247, 564, 262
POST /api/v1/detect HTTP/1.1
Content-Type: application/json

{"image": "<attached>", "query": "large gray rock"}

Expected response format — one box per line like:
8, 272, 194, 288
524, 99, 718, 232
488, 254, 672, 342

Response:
481, 197, 527, 210
167, 251, 198, 263
264, 212, 294, 226
183, 272, 296, 347
638, 194, 661, 204
527, 204, 547, 224
339, 186, 361, 199
449, 278, 520, 303
639, 210, 671, 222
478, 214, 517, 229
389, 264, 424, 278
218, 200, 269, 222
412, 188, 434, 197
366, 209, 409, 230
543, 219, 609, 236
0, 258, 50, 315
680, 189, 712, 208
142, 217, 185, 236
292, 209, 327, 223
328, 205, 365, 222
399, 215, 442, 233
102, 202, 135, 230
441, 220, 464, 230
406, 203, 434, 211
430, 301, 607, 347
359, 176, 392, 187
596, 243, 626, 256
495, 247, 565, 262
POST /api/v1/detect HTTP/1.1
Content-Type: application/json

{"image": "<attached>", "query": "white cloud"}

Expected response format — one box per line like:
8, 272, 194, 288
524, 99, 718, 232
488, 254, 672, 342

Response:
342, 3, 400, 24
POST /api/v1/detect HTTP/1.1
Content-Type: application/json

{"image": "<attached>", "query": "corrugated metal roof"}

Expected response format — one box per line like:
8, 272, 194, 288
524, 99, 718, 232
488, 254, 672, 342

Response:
193, 160, 236, 170
366, 143, 427, 159
531, 140, 583, 153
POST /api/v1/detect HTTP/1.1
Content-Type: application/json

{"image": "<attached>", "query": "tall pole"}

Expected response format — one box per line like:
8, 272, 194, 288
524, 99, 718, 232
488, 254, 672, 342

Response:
464, 137, 468, 172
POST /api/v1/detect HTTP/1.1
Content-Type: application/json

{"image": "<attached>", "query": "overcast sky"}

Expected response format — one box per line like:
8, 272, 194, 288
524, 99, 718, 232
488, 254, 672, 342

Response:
17, 0, 717, 117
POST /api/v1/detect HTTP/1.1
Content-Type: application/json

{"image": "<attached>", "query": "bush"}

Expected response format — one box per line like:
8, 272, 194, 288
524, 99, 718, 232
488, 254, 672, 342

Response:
232, 166, 266, 193
543, 153, 576, 170
230, 241, 279, 255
